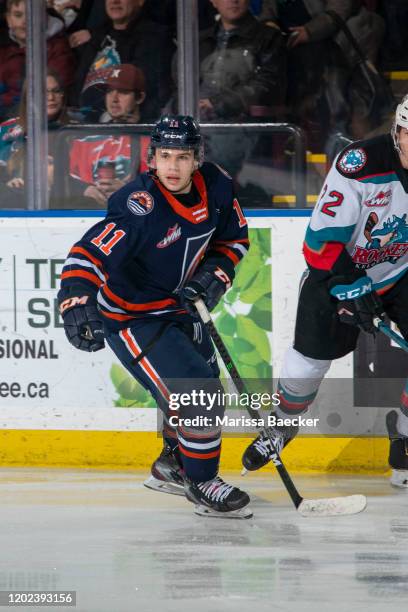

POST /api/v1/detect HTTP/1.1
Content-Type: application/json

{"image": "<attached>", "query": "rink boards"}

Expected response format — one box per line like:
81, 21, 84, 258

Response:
0, 211, 393, 472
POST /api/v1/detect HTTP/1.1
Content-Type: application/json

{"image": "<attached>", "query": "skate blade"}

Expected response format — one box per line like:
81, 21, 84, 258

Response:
390, 469, 408, 488
143, 475, 185, 497
193, 504, 253, 519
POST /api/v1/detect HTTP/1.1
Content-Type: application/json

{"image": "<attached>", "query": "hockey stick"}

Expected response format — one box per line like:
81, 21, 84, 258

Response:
195, 298, 367, 517
373, 317, 408, 353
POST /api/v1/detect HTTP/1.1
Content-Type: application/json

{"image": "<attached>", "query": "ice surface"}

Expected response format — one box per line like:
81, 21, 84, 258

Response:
0, 469, 406, 612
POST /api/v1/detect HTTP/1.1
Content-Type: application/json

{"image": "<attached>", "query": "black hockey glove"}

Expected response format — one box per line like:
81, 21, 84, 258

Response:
59, 296, 105, 352
328, 274, 385, 334
181, 265, 232, 314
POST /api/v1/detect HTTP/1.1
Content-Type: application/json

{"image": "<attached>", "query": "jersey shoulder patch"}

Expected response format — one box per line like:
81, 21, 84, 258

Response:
126, 190, 154, 216
337, 147, 367, 175
107, 175, 154, 223
335, 134, 393, 179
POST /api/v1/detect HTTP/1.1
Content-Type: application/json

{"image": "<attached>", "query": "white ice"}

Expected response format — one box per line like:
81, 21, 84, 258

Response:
0, 469, 407, 612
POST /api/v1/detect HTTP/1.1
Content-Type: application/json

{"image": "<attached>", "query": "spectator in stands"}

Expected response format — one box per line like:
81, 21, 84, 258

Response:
99, 63, 146, 123
0, 0, 76, 121
67, 63, 147, 208
199, 0, 287, 121
47, 0, 81, 29
72, 0, 174, 121
68, 138, 135, 208
257, 0, 385, 148
0, 69, 75, 178
0, 143, 99, 209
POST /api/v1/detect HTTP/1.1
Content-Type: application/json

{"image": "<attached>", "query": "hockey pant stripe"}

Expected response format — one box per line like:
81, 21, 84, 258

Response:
119, 328, 170, 402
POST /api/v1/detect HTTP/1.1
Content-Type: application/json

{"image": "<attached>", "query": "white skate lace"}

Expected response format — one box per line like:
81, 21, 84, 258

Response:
253, 431, 284, 457
197, 477, 234, 502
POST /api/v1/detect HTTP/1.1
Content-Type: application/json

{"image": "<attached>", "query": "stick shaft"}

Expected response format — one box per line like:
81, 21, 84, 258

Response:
374, 317, 408, 353
195, 299, 303, 509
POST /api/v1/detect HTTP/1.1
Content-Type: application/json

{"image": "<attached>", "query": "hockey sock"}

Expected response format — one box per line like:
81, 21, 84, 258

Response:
177, 428, 221, 482
397, 380, 408, 437
275, 380, 317, 421
275, 346, 331, 422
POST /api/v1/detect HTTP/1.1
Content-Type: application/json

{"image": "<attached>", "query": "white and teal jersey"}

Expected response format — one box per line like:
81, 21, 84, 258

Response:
304, 134, 408, 293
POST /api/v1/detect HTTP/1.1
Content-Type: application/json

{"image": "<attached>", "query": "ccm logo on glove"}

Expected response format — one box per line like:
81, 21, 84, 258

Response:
59, 295, 90, 314
330, 277, 372, 301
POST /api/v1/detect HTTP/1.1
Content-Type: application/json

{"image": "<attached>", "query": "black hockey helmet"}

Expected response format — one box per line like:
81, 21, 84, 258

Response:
148, 114, 204, 166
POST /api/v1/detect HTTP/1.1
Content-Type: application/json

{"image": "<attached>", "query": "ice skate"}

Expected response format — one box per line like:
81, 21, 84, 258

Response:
184, 476, 252, 518
143, 444, 185, 496
387, 410, 408, 488
242, 420, 299, 472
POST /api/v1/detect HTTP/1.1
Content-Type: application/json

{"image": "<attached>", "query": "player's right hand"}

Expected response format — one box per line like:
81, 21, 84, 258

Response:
59, 297, 105, 352
328, 275, 385, 334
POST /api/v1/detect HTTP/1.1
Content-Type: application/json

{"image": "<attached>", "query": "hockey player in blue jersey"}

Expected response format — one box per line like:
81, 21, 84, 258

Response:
58, 115, 252, 518
242, 95, 408, 488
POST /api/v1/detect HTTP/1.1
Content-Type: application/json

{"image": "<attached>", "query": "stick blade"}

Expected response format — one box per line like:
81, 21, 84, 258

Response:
298, 494, 367, 517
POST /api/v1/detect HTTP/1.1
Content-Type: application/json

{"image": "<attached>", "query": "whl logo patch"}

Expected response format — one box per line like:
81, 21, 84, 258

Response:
364, 189, 392, 208
157, 224, 182, 248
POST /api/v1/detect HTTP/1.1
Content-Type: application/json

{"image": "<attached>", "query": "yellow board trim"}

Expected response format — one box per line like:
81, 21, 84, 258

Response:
272, 195, 318, 204
384, 71, 408, 80
0, 430, 389, 474
306, 153, 327, 163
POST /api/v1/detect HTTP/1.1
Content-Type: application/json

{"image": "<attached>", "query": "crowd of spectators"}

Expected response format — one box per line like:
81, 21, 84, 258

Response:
0, 0, 406, 209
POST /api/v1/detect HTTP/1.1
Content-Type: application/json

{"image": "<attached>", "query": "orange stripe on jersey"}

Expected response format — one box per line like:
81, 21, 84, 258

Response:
103, 286, 176, 311
303, 241, 344, 271
213, 239, 249, 246
70, 246, 104, 269
61, 270, 103, 287
178, 446, 221, 460
121, 328, 170, 401
153, 171, 209, 224
212, 245, 240, 266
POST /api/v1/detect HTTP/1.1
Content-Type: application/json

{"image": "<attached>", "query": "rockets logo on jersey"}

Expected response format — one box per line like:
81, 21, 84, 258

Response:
352, 213, 408, 268
127, 191, 154, 216
156, 224, 182, 248
338, 148, 367, 174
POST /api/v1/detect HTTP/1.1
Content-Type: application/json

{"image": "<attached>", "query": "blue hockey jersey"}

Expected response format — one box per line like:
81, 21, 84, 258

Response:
58, 162, 250, 329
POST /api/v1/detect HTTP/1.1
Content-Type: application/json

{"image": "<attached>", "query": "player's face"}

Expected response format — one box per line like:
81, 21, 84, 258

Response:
398, 128, 408, 168
210, 0, 249, 23
106, 88, 136, 120
6, 1, 26, 46
155, 149, 196, 194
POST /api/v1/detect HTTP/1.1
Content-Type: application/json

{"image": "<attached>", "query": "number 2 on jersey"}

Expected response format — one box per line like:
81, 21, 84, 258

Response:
320, 190, 344, 218
91, 222, 125, 255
